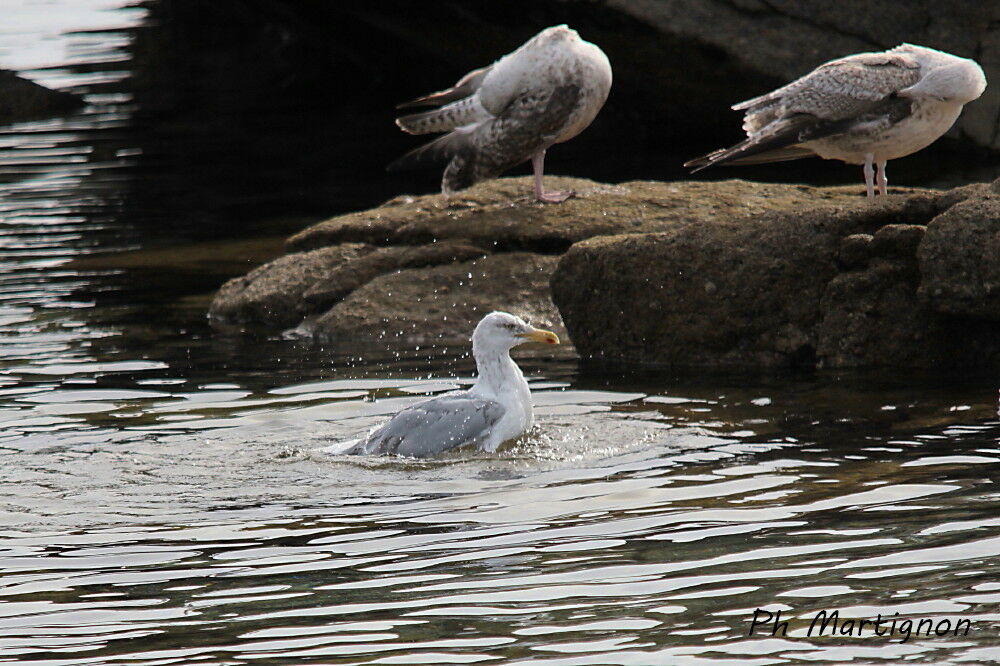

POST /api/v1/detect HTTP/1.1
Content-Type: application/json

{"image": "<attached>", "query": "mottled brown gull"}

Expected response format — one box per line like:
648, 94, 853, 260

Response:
330, 312, 559, 458
685, 44, 987, 198
388, 25, 612, 203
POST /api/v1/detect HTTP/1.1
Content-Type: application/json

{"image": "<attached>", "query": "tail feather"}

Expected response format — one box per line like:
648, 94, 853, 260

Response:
732, 91, 776, 111
723, 146, 815, 166
685, 114, 831, 172
395, 97, 488, 135
387, 129, 475, 173
684, 141, 812, 173
387, 129, 493, 195
683, 149, 727, 173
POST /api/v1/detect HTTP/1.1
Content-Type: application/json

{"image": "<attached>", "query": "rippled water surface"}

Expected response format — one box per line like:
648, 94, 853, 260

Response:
3, 3, 1000, 664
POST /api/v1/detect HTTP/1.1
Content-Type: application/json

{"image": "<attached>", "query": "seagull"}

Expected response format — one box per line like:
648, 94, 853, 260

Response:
685, 44, 987, 198
388, 25, 612, 203
337, 312, 559, 457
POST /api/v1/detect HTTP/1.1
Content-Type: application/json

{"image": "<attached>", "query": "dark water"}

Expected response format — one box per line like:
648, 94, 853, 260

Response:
3, 3, 1000, 664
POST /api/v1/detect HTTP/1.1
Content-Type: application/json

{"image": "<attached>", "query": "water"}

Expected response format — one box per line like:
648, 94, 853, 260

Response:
4, 382, 1000, 663
3, 3, 1000, 664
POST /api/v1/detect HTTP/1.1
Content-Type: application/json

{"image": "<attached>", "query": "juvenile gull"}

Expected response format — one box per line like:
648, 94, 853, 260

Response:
685, 44, 987, 198
338, 312, 559, 457
388, 25, 612, 203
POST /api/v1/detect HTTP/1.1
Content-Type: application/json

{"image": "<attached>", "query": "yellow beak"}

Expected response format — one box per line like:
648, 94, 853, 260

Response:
517, 327, 560, 345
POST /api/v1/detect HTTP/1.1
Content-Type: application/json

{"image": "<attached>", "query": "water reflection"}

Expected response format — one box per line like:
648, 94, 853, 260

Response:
2, 390, 999, 663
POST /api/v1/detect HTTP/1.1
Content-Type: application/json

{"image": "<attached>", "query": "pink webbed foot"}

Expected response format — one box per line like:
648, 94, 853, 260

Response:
530, 151, 574, 203
536, 189, 575, 204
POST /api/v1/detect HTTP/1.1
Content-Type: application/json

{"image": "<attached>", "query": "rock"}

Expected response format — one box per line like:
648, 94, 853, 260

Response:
934, 182, 995, 211
302, 240, 486, 311
239, 174, 917, 338
288, 176, 906, 255
309, 253, 565, 346
0, 70, 83, 125
213, 174, 1000, 370
839, 234, 873, 269
209, 243, 374, 328
552, 209, 848, 369
820, 255, 1000, 370
918, 194, 1000, 320
552, 180, 1000, 370
211, 179, 597, 339
817, 260, 935, 368
870, 224, 926, 260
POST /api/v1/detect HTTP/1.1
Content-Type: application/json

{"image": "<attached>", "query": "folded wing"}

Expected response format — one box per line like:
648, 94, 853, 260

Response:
686, 51, 922, 171
346, 394, 506, 458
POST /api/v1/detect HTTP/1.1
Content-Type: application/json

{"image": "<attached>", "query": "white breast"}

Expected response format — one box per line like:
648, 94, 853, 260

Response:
472, 362, 533, 452
805, 98, 963, 164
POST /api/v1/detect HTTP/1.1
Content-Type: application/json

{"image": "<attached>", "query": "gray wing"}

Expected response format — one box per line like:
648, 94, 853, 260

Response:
440, 84, 583, 192
388, 84, 582, 191
686, 51, 922, 171
346, 394, 506, 458
736, 51, 922, 127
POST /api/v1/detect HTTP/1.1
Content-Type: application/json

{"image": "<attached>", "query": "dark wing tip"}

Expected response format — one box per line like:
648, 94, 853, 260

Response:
683, 147, 727, 172
683, 155, 713, 173
395, 88, 464, 110
396, 97, 431, 110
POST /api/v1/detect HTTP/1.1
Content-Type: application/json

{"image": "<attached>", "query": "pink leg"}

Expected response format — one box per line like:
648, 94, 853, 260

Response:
531, 151, 574, 203
876, 160, 888, 196
862, 153, 875, 200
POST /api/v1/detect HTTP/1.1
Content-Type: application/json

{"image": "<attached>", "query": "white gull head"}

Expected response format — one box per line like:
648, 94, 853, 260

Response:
472, 311, 559, 357
894, 44, 987, 103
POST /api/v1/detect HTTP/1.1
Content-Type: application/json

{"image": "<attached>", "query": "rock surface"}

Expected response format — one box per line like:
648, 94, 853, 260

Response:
918, 192, 1000, 320
212, 176, 891, 345
301, 241, 486, 312
210, 244, 374, 329
308, 253, 564, 345
552, 178, 1000, 370
288, 176, 880, 254
212, 174, 1000, 370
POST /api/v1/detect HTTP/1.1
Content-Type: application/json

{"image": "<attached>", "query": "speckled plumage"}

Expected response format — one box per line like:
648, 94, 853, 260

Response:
389, 25, 612, 202
686, 44, 987, 198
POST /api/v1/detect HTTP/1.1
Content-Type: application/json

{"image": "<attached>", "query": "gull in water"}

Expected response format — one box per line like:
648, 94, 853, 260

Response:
336, 312, 559, 457
685, 44, 987, 198
388, 25, 612, 203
